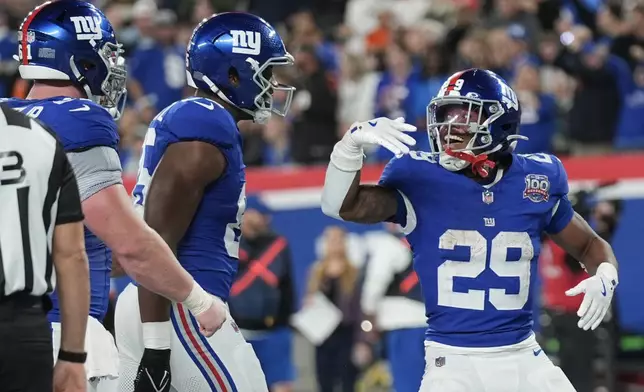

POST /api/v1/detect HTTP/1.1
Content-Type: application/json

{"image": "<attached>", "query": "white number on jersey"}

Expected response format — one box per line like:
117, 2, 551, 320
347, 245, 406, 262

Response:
521, 153, 553, 164
132, 126, 156, 212
13, 105, 44, 119
224, 184, 246, 258
437, 229, 533, 311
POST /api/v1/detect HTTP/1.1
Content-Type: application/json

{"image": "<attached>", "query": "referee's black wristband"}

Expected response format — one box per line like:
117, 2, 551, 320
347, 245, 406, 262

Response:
58, 350, 87, 364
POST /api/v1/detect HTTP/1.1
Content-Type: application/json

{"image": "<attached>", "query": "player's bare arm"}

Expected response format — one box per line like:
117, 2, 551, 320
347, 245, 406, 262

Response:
110, 255, 125, 277
321, 117, 416, 223
82, 183, 197, 301
138, 140, 227, 325
549, 211, 617, 274
53, 221, 89, 354
337, 172, 398, 223
549, 211, 619, 331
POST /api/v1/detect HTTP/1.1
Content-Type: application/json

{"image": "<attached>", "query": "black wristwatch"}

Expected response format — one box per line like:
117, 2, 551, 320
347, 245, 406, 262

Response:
58, 350, 87, 364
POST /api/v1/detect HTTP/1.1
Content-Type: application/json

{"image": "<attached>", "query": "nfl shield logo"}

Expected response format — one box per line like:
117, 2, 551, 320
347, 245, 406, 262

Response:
435, 357, 446, 367
26, 31, 36, 43
482, 190, 494, 204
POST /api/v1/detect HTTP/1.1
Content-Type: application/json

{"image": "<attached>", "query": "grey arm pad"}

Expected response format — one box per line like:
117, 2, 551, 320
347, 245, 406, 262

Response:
320, 161, 358, 220
66, 146, 123, 201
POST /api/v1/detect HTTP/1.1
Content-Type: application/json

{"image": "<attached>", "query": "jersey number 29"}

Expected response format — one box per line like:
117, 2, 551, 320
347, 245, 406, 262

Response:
438, 229, 533, 311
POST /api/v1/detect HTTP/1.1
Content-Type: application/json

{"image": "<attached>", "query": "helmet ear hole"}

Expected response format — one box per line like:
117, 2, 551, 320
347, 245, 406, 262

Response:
228, 67, 239, 87
78, 60, 95, 72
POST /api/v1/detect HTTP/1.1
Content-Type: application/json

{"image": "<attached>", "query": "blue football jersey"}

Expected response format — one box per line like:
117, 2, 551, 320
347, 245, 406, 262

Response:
379, 151, 574, 348
1, 96, 119, 323
132, 97, 246, 301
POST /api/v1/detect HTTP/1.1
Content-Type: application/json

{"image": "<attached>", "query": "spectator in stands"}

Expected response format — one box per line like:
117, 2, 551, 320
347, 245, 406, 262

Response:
306, 226, 361, 392
228, 196, 296, 392
290, 45, 338, 165
513, 61, 558, 154
262, 116, 293, 166
485, 0, 541, 50
615, 63, 644, 149
360, 224, 426, 392
127, 9, 188, 122
373, 43, 421, 161
610, 4, 644, 71
555, 27, 622, 153
337, 53, 379, 134
455, 28, 492, 71
408, 43, 449, 129
0, 13, 17, 98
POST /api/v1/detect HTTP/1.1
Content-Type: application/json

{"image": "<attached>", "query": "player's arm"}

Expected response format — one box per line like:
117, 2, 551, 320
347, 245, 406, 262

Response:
325, 170, 399, 223
545, 187, 618, 331
68, 147, 213, 313
137, 140, 226, 342
321, 118, 416, 224
549, 211, 617, 275
50, 142, 89, 360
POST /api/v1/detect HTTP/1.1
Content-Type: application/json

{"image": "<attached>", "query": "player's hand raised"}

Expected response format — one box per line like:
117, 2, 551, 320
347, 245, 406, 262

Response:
194, 296, 227, 337
565, 262, 618, 331
345, 117, 417, 158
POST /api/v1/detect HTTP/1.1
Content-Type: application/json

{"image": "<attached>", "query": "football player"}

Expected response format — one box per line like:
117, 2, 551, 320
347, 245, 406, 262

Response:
320, 68, 618, 392
3, 2, 227, 391
114, 13, 295, 392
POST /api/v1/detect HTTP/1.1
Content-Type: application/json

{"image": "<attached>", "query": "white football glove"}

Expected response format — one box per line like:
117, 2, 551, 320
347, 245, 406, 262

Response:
347, 117, 417, 156
331, 117, 417, 172
565, 262, 618, 331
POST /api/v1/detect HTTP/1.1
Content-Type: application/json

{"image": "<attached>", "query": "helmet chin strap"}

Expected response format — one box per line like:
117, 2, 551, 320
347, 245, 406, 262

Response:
201, 74, 272, 124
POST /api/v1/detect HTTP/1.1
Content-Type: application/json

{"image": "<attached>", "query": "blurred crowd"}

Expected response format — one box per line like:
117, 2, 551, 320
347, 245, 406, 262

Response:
2, 0, 644, 170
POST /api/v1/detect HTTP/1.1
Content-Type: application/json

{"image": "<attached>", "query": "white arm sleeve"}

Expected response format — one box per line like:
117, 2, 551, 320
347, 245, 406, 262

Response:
66, 146, 123, 201
361, 233, 411, 314
321, 162, 358, 220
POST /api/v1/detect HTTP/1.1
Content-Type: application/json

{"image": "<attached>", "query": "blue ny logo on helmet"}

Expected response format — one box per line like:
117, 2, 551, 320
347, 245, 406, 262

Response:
186, 12, 295, 124
16, 0, 127, 118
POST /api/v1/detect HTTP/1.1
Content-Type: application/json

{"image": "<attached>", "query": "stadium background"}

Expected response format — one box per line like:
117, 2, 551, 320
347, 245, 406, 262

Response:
2, 0, 644, 390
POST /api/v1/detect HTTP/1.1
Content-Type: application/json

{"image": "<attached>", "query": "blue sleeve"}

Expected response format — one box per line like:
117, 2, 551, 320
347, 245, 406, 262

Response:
163, 100, 238, 149
60, 103, 119, 151
545, 157, 574, 234
378, 156, 410, 227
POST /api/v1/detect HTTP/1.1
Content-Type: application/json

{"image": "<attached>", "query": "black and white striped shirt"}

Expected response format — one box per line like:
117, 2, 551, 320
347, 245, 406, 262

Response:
0, 104, 84, 299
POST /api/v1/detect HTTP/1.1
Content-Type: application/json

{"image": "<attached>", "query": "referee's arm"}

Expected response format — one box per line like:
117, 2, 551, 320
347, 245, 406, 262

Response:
51, 141, 89, 356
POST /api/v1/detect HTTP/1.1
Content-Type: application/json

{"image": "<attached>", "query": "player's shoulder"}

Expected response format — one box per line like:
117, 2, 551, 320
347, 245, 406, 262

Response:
155, 97, 239, 149
513, 153, 568, 191
2, 97, 118, 151
380, 151, 442, 185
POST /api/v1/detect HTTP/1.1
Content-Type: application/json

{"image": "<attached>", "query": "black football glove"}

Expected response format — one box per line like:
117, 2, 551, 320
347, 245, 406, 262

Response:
133, 348, 172, 392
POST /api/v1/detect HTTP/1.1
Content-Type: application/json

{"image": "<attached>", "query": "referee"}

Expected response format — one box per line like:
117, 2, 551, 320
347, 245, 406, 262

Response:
0, 104, 89, 392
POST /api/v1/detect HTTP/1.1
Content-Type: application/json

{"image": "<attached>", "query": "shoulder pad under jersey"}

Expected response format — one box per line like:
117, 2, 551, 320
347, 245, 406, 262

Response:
155, 97, 239, 149
1, 97, 119, 152
516, 153, 569, 196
